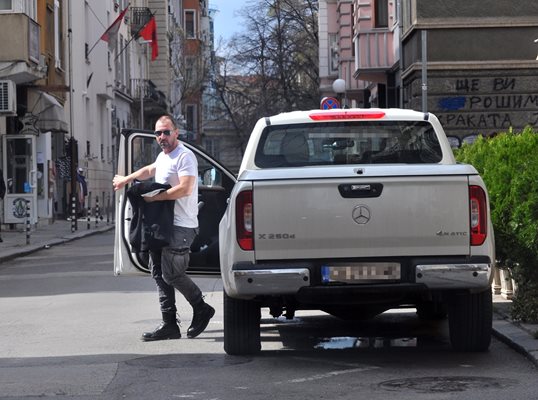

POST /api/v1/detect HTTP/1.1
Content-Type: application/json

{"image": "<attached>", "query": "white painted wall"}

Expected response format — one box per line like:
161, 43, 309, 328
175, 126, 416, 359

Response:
65, 0, 116, 212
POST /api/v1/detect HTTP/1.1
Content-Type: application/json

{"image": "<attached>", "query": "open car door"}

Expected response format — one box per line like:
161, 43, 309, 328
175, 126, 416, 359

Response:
114, 129, 236, 276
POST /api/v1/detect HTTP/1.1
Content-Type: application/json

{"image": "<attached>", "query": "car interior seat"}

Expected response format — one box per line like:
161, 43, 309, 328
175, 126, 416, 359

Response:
281, 132, 309, 164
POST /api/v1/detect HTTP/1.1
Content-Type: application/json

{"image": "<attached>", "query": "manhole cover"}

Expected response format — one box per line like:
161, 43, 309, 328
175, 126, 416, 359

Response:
379, 376, 517, 393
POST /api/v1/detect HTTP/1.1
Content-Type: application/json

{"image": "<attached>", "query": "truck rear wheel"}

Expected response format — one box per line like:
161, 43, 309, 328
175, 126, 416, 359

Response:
448, 289, 492, 352
224, 292, 261, 355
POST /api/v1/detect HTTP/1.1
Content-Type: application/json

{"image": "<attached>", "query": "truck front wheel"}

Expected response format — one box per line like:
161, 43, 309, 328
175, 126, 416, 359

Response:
448, 289, 492, 352
224, 292, 261, 355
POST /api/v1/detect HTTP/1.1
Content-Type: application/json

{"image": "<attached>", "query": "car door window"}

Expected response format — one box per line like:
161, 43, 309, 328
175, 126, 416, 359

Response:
130, 135, 160, 179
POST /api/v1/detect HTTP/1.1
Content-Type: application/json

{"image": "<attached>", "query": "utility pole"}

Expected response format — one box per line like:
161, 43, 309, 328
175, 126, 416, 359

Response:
68, 0, 77, 231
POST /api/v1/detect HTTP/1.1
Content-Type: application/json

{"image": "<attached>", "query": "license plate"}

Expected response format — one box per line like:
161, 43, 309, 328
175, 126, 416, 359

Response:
321, 263, 401, 284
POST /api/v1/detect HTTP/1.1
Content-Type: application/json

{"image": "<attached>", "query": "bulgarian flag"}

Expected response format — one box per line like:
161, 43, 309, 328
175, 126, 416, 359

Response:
100, 6, 129, 52
140, 16, 159, 61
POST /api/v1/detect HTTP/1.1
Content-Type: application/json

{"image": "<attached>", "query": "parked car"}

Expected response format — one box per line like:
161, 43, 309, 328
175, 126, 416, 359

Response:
114, 109, 495, 356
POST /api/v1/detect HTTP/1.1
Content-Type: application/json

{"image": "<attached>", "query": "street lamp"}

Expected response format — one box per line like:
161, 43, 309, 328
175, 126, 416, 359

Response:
332, 78, 346, 108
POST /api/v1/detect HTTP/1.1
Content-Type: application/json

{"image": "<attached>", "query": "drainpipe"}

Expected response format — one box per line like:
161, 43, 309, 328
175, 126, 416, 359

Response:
421, 30, 428, 113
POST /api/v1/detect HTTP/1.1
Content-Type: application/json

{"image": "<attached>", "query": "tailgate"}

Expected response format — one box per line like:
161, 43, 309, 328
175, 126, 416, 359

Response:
252, 175, 470, 260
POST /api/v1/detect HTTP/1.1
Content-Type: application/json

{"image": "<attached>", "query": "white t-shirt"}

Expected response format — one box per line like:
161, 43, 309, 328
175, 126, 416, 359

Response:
154, 143, 198, 228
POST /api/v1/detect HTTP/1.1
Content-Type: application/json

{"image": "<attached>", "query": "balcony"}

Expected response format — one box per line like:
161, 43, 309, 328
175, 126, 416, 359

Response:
353, 29, 397, 83
0, 13, 45, 83
130, 7, 152, 37
130, 78, 167, 114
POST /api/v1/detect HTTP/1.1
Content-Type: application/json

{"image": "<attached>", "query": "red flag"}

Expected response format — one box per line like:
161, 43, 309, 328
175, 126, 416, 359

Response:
140, 16, 159, 61
100, 6, 129, 52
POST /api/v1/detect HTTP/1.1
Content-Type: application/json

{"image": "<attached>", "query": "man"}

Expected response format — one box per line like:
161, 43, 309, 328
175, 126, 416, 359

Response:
112, 115, 214, 341
76, 167, 87, 217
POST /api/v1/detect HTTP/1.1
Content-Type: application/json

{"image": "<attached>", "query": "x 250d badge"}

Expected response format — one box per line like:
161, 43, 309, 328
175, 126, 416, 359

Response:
258, 233, 296, 239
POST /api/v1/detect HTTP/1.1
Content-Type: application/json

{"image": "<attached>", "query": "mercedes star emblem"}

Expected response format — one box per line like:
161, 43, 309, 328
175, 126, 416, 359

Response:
352, 205, 371, 225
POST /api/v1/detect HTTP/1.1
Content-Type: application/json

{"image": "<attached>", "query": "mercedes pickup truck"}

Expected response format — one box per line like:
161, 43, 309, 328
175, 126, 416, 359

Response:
219, 108, 495, 355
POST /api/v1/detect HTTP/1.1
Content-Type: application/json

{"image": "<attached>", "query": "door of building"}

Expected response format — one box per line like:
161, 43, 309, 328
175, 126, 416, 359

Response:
2, 135, 38, 224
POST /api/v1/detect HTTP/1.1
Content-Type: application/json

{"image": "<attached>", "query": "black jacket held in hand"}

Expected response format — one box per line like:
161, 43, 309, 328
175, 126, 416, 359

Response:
126, 182, 174, 252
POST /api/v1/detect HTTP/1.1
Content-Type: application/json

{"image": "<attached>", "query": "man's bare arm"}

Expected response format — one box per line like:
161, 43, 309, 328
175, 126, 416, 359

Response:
112, 164, 156, 191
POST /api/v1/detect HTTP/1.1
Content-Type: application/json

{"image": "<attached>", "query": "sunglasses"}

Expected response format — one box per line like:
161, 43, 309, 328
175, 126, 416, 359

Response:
154, 129, 172, 137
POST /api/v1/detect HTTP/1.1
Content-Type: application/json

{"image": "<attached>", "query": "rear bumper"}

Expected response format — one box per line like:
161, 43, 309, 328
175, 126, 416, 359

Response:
227, 258, 492, 297
232, 268, 310, 296
415, 263, 490, 289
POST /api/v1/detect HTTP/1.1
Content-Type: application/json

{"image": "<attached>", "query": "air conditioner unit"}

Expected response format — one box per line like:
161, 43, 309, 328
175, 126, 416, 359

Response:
0, 80, 17, 115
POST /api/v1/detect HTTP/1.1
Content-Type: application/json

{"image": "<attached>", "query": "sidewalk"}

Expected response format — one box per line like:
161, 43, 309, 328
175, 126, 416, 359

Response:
0, 217, 114, 264
0, 219, 536, 364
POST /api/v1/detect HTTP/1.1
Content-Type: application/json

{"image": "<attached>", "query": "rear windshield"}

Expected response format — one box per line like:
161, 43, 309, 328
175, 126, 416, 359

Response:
254, 121, 443, 168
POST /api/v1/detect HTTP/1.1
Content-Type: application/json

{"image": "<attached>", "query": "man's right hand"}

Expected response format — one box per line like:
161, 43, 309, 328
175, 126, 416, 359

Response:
112, 175, 128, 191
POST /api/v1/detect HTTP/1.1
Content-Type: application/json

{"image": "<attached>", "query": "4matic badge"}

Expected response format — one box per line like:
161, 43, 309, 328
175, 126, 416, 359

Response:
436, 230, 468, 237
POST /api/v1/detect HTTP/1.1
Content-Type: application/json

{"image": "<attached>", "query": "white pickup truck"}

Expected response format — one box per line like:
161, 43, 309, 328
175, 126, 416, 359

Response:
219, 108, 495, 355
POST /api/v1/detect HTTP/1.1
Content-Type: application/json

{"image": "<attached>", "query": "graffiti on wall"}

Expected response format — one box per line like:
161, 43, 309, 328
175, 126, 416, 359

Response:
434, 77, 538, 133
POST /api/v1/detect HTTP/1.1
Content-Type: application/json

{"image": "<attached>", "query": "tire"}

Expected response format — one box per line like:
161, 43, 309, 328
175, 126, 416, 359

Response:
416, 301, 447, 320
223, 292, 261, 355
448, 289, 492, 352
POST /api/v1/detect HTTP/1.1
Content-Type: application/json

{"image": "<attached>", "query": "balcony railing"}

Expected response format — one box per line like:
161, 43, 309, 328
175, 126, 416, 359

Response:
130, 7, 152, 37
130, 78, 167, 109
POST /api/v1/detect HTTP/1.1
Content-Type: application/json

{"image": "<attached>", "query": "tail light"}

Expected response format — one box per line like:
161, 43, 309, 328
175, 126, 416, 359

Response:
236, 190, 254, 251
469, 185, 487, 246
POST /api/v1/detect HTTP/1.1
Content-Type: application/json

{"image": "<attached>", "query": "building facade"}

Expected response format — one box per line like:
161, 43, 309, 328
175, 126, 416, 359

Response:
320, 0, 538, 140
1, 0, 208, 228
0, 0, 66, 224
400, 0, 538, 139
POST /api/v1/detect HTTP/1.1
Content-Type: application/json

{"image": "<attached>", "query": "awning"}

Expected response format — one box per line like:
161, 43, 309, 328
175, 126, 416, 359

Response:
29, 91, 68, 133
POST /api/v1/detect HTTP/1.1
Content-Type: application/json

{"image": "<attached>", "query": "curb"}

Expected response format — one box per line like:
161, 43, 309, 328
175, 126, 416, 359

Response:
492, 310, 538, 368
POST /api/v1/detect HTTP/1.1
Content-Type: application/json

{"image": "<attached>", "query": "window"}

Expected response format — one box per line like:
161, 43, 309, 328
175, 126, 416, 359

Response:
255, 121, 442, 168
185, 104, 196, 132
329, 34, 338, 73
375, 0, 388, 28
46, 6, 54, 57
0, 0, 12, 11
54, 0, 62, 69
203, 137, 220, 159
185, 10, 196, 38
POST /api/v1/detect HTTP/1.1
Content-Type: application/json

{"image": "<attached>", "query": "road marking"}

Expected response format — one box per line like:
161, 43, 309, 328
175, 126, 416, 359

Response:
277, 365, 380, 384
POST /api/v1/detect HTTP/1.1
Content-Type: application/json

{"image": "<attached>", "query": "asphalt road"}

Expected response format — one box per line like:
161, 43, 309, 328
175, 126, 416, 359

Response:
0, 231, 536, 399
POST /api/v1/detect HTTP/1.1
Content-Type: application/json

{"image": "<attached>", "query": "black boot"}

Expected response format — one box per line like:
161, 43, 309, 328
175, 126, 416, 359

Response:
141, 312, 181, 341
187, 301, 215, 338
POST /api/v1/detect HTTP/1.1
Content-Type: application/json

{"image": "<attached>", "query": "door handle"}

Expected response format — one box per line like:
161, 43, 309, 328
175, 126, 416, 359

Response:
338, 183, 383, 198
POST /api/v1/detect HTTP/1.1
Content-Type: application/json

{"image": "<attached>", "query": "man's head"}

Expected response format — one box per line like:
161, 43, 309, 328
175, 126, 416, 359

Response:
154, 115, 179, 154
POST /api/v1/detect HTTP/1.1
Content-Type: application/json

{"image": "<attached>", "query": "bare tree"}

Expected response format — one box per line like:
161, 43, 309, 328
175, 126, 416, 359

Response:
209, 0, 319, 146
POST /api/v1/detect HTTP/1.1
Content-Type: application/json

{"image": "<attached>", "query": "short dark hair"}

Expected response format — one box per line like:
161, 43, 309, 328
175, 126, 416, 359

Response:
157, 115, 177, 129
